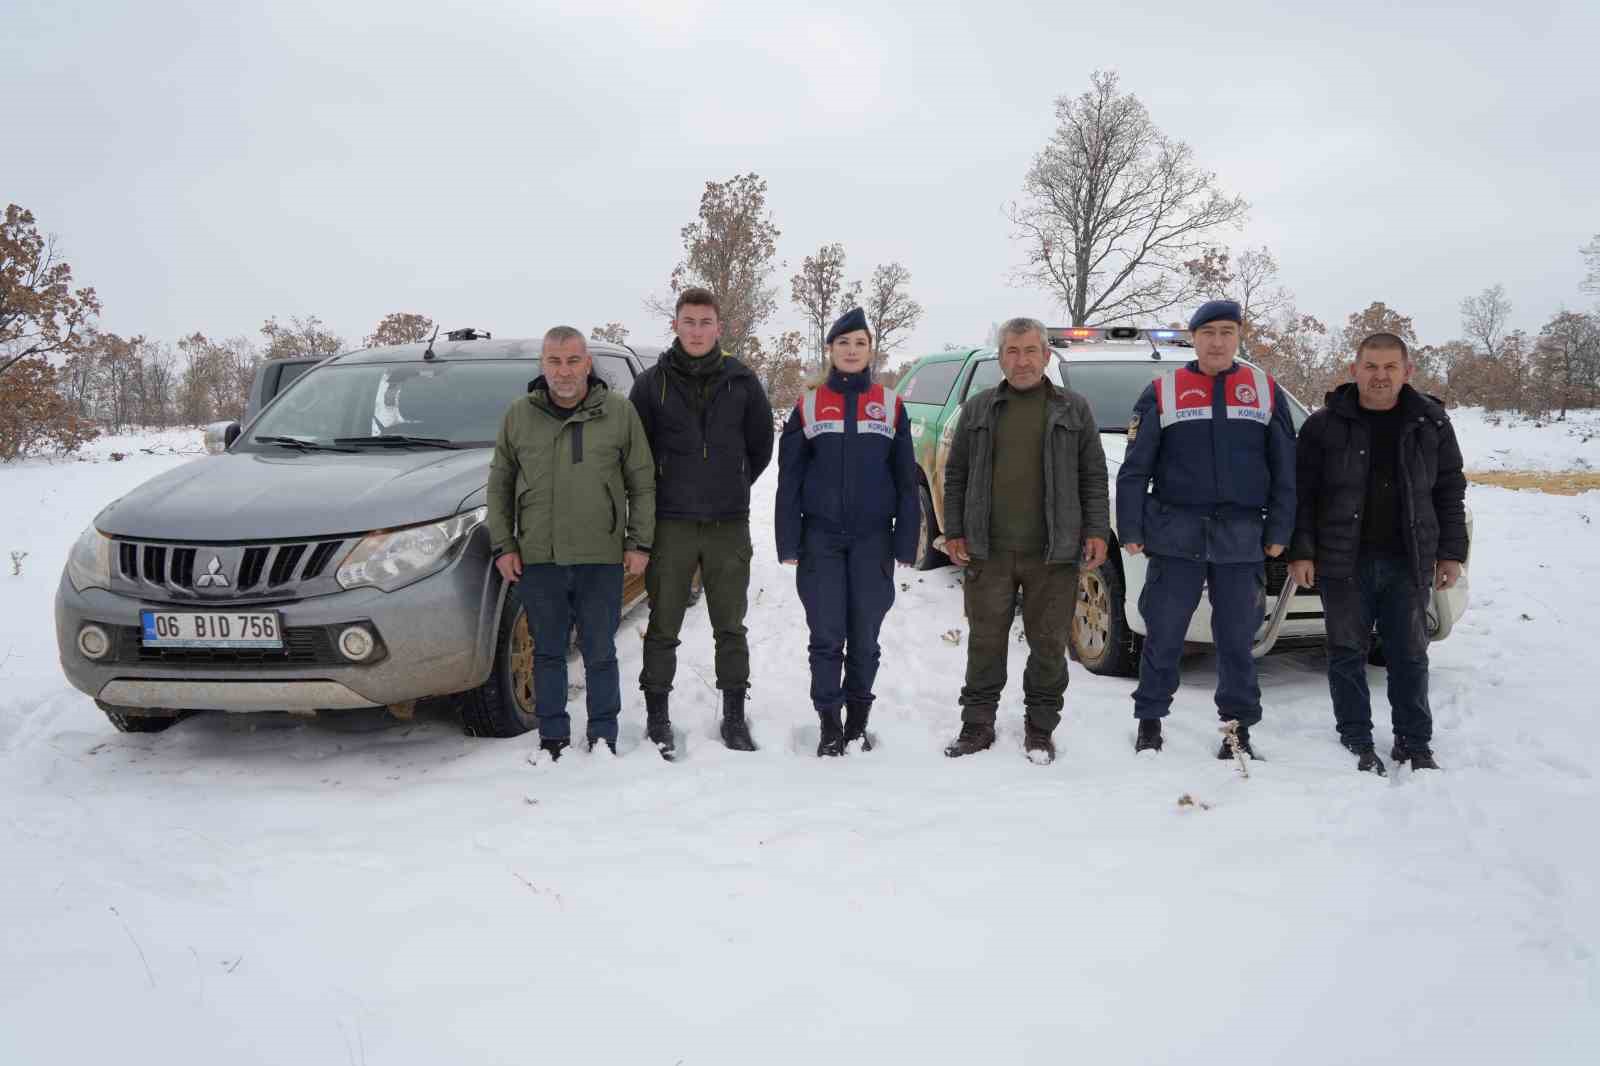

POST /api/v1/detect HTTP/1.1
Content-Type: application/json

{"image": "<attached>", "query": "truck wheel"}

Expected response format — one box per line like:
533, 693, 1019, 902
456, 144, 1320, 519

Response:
1070, 559, 1142, 677
96, 700, 188, 733
914, 482, 948, 571
459, 594, 538, 738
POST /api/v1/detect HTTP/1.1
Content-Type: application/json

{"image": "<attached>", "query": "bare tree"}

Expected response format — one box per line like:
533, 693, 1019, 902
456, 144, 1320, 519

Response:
260, 315, 343, 361
1460, 284, 1513, 358
1246, 309, 1336, 407
1186, 244, 1289, 334
366, 312, 434, 347
1535, 310, 1600, 419
648, 172, 782, 357
744, 328, 807, 411
0, 203, 101, 379
859, 262, 924, 369
1341, 302, 1418, 358
1008, 70, 1249, 326
790, 243, 849, 367
1581, 234, 1600, 297
590, 322, 630, 344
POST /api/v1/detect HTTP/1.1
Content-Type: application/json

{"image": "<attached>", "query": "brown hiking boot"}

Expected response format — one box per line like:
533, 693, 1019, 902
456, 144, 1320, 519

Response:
944, 722, 995, 758
1024, 723, 1056, 765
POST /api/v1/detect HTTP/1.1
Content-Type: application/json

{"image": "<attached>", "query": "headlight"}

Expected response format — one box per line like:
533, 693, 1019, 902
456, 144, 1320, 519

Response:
336, 507, 488, 592
66, 525, 113, 593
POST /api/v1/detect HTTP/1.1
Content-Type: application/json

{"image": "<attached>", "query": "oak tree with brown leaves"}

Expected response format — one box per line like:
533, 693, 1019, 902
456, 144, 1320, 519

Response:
0, 203, 100, 379
260, 315, 343, 361
366, 312, 434, 348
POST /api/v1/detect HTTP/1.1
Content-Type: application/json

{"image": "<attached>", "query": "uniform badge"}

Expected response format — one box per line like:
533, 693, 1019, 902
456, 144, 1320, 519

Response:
866, 402, 886, 420
1235, 384, 1257, 405
1127, 413, 1140, 443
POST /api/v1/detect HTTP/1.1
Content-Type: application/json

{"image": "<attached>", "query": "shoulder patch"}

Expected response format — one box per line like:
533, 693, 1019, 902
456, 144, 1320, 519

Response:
1127, 412, 1140, 443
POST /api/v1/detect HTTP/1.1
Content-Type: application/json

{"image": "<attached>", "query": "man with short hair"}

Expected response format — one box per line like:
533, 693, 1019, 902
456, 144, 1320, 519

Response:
1289, 333, 1467, 774
941, 317, 1110, 764
1117, 300, 1296, 759
487, 326, 654, 760
629, 288, 775, 755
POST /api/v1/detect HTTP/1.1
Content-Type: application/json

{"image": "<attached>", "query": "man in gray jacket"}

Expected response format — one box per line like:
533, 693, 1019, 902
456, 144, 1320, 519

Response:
942, 317, 1110, 763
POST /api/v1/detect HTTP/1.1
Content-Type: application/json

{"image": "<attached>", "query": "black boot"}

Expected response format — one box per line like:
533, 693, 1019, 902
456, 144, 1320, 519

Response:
843, 700, 874, 752
645, 692, 675, 760
1392, 739, 1440, 771
1135, 719, 1163, 753
1216, 724, 1259, 760
586, 736, 616, 754
1024, 722, 1056, 765
817, 707, 845, 757
944, 722, 996, 758
1342, 738, 1387, 776
539, 737, 570, 762
720, 690, 757, 752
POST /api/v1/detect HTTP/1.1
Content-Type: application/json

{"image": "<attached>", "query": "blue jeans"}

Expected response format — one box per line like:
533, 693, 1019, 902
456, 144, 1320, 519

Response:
1319, 555, 1432, 748
1132, 554, 1265, 725
517, 563, 624, 743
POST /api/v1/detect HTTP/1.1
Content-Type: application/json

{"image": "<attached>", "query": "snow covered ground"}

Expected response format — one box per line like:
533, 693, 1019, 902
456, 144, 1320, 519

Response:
1452, 406, 1600, 472
2, 424, 1597, 1064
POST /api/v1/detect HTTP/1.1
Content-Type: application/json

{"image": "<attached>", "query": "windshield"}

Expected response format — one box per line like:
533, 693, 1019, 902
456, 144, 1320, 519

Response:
1062, 360, 1308, 433
245, 361, 539, 448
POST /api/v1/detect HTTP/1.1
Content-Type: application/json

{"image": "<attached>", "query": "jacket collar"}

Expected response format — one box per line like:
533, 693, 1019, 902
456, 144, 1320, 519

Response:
826, 366, 872, 394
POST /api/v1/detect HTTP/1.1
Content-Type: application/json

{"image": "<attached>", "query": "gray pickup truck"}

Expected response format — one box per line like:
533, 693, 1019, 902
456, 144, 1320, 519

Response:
55, 333, 654, 737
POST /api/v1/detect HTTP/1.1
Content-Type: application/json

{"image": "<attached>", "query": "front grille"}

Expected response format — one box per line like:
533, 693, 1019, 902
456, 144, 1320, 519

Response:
115, 625, 345, 667
113, 537, 348, 601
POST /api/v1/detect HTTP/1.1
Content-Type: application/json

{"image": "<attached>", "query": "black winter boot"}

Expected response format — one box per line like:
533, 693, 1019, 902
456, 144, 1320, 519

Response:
1342, 738, 1387, 776
1216, 724, 1259, 760
586, 736, 616, 755
539, 737, 570, 762
1135, 719, 1163, 753
944, 722, 996, 758
843, 700, 874, 752
720, 690, 757, 752
1392, 740, 1440, 771
817, 707, 845, 757
645, 691, 675, 760
1024, 722, 1056, 765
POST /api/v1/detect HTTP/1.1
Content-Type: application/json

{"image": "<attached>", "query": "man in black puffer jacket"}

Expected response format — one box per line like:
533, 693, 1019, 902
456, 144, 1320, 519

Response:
1289, 332, 1468, 775
629, 287, 775, 755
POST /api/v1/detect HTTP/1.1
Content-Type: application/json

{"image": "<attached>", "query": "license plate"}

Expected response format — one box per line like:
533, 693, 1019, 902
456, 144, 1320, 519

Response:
140, 611, 283, 649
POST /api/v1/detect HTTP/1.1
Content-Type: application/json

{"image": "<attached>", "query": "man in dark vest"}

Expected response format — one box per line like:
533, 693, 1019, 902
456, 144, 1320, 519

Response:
629, 288, 775, 756
1289, 332, 1467, 774
1116, 300, 1296, 760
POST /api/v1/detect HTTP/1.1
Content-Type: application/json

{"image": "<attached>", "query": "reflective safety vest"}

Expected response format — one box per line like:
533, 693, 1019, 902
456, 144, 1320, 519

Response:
1154, 364, 1275, 428
798, 382, 901, 441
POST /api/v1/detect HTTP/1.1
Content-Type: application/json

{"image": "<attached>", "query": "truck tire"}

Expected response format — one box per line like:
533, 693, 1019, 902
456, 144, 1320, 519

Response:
1070, 555, 1142, 677
914, 482, 949, 571
459, 593, 538, 738
96, 700, 188, 733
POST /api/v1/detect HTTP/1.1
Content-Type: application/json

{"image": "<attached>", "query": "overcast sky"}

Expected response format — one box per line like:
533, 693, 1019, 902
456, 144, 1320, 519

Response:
7, 0, 1597, 364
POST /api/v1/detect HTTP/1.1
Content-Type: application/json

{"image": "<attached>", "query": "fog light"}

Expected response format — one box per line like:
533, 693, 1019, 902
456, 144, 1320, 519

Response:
338, 626, 376, 662
78, 624, 111, 660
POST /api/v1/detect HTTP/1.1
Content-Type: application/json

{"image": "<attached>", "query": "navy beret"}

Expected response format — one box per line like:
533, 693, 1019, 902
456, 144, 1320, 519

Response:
825, 307, 871, 346
1188, 299, 1242, 331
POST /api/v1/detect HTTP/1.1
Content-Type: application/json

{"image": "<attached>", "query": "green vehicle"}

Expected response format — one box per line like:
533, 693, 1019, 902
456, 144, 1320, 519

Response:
895, 345, 1071, 571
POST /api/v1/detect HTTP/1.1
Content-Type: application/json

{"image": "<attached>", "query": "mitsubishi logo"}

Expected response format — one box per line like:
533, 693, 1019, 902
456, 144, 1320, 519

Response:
196, 556, 231, 588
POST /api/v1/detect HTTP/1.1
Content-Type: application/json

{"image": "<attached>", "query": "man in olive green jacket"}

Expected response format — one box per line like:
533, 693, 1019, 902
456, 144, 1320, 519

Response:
487, 326, 655, 759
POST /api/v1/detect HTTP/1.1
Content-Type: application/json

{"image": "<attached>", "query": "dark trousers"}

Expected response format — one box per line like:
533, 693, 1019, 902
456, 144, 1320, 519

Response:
796, 525, 895, 713
959, 549, 1079, 732
1132, 554, 1264, 725
1319, 554, 1433, 748
640, 517, 752, 694
518, 563, 624, 742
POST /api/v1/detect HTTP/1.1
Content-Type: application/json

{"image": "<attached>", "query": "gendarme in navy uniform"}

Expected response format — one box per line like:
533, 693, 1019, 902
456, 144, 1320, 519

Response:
1115, 300, 1296, 759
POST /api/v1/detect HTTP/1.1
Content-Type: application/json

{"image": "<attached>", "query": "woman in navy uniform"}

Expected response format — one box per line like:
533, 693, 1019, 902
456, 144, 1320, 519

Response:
776, 308, 920, 756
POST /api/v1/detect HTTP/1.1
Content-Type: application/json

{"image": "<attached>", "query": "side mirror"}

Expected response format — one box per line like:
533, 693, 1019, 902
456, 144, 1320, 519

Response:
204, 421, 241, 455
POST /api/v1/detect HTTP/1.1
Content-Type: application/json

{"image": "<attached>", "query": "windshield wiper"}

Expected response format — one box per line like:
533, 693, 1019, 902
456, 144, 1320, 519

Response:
333, 434, 466, 450
255, 435, 358, 453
